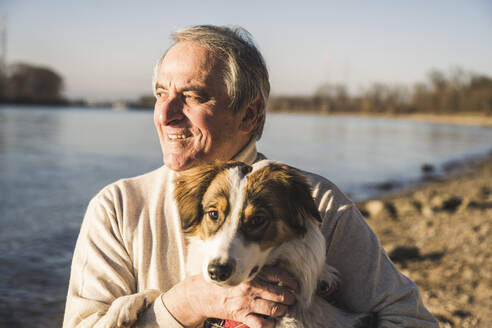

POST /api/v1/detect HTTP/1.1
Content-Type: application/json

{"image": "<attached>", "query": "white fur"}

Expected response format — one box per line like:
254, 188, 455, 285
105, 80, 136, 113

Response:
251, 158, 281, 171
267, 218, 327, 307
268, 218, 365, 327
95, 289, 161, 328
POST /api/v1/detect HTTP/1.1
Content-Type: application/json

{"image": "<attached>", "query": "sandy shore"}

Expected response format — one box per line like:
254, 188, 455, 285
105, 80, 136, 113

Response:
357, 152, 492, 327
319, 112, 492, 127
384, 113, 492, 128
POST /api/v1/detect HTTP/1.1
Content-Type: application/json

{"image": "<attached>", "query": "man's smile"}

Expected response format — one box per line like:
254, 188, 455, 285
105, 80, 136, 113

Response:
168, 133, 188, 140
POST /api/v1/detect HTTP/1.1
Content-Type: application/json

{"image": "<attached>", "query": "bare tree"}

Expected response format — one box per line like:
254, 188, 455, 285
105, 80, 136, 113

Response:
2, 62, 65, 104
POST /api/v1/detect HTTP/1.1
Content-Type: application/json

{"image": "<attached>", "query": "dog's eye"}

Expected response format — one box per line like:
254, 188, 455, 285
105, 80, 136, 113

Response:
207, 210, 219, 221
247, 216, 267, 228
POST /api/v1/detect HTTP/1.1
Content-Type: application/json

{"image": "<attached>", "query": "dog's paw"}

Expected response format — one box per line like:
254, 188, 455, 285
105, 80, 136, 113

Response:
104, 289, 161, 327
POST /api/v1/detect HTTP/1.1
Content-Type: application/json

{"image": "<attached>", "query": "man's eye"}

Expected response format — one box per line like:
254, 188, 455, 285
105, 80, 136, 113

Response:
207, 210, 219, 221
156, 90, 168, 99
184, 93, 207, 104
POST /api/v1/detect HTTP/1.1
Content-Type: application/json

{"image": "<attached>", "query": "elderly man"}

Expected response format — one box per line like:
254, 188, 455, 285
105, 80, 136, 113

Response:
63, 25, 437, 327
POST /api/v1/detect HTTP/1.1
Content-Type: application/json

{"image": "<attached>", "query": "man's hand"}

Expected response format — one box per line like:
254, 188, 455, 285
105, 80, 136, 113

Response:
162, 266, 298, 328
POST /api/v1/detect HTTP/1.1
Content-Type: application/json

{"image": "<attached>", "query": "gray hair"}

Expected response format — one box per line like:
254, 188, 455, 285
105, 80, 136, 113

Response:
152, 25, 270, 140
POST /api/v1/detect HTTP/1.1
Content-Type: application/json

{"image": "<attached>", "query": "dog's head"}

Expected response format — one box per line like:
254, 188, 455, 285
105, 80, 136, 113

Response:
174, 160, 321, 286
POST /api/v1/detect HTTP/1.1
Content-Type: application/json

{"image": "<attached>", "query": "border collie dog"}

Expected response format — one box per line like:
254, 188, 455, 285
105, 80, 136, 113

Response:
175, 160, 365, 327
102, 160, 365, 327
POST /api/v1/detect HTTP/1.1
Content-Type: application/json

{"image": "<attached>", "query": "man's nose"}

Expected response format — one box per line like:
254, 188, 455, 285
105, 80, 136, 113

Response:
155, 93, 184, 125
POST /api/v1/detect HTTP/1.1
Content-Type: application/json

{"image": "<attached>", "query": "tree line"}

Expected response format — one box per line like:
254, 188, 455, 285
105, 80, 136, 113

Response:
268, 68, 492, 115
2, 63, 491, 115
0, 63, 66, 105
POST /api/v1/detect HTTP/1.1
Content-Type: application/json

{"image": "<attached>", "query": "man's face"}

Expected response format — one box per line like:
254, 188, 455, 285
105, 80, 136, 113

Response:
154, 42, 251, 171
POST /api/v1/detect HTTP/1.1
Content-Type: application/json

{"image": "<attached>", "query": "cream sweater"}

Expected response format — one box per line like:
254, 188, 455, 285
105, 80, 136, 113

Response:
63, 140, 438, 327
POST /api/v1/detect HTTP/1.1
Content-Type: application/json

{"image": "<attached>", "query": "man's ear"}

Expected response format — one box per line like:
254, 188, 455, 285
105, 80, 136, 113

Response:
239, 98, 263, 134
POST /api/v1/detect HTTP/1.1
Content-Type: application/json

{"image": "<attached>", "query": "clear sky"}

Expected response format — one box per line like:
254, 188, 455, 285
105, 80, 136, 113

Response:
1, 0, 491, 101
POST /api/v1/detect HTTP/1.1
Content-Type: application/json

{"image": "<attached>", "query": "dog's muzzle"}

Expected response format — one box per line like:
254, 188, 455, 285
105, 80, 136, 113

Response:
207, 259, 236, 282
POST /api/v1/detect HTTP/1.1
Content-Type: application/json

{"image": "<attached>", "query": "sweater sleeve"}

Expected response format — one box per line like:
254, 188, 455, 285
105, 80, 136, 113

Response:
323, 203, 438, 327
62, 190, 183, 328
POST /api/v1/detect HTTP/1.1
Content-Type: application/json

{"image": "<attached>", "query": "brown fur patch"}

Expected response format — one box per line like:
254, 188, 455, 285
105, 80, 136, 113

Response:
174, 161, 251, 235
199, 170, 233, 240
242, 163, 321, 250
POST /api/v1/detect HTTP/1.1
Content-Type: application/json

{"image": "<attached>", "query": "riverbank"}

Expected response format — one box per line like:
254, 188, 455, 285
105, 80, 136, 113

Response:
348, 112, 492, 128
267, 109, 492, 128
357, 152, 492, 327
395, 113, 492, 127
303, 111, 492, 128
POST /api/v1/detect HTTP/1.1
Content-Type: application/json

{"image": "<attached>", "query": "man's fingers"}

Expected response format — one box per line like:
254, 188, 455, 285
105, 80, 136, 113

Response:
250, 278, 296, 305
257, 266, 299, 293
251, 298, 288, 318
243, 313, 276, 328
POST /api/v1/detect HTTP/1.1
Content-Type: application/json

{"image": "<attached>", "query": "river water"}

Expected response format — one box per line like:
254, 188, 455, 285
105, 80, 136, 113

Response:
1, 105, 491, 327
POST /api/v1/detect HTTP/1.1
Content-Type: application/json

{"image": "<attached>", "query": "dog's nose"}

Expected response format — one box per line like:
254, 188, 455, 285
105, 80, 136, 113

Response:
207, 260, 235, 282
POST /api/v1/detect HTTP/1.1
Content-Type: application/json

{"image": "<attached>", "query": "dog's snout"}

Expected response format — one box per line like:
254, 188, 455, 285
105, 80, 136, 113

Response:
207, 259, 235, 282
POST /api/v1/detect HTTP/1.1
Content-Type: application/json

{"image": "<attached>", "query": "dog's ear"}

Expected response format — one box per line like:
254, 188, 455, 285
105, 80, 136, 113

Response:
174, 161, 250, 234
263, 164, 321, 234
174, 163, 222, 234
285, 166, 322, 230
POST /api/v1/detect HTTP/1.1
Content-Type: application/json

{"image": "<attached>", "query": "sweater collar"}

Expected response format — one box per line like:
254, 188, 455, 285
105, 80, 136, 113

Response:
231, 137, 258, 165
165, 138, 258, 173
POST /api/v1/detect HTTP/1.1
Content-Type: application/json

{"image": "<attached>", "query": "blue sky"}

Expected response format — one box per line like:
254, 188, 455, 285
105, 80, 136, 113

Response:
1, 0, 491, 101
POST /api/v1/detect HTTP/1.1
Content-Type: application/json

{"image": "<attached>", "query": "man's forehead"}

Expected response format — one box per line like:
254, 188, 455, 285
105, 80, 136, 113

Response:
164, 42, 218, 72
157, 41, 225, 89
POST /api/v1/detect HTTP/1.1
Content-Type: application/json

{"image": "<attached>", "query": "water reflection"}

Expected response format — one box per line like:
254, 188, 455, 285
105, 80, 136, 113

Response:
0, 106, 162, 327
